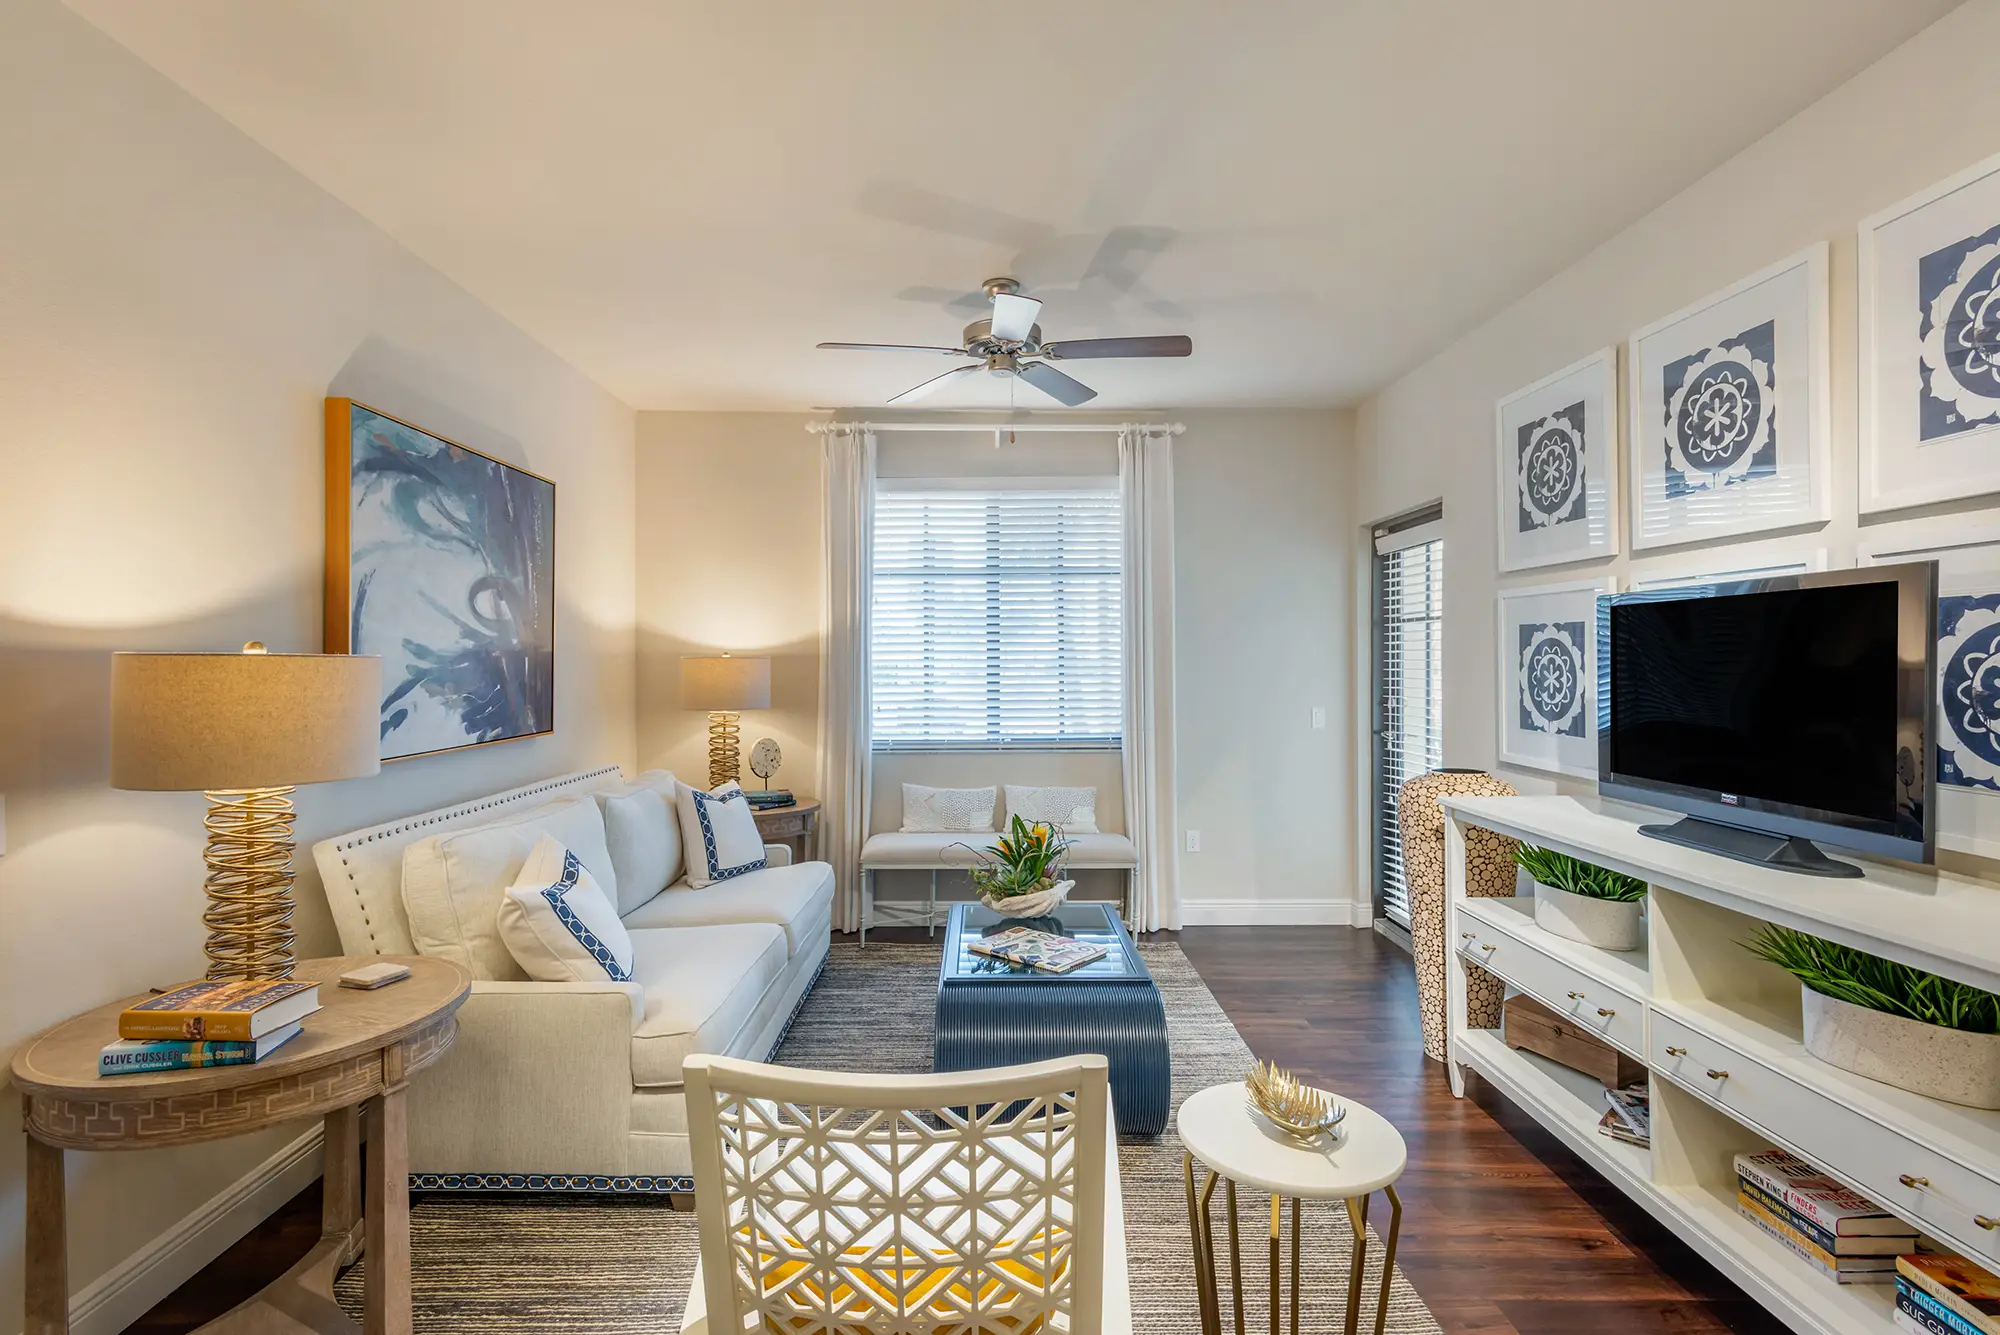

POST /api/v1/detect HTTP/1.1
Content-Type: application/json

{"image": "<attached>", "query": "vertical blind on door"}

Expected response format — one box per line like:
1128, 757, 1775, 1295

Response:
871, 487, 1123, 748
1374, 520, 1444, 927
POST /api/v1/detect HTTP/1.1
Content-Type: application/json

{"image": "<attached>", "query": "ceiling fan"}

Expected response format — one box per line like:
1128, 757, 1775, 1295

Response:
817, 277, 1192, 406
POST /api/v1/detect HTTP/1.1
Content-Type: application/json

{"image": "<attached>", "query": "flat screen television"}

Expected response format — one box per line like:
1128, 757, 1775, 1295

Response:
1598, 563, 1936, 876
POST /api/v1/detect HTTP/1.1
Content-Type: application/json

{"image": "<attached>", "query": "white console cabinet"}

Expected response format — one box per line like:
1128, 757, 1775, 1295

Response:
1442, 794, 2000, 1335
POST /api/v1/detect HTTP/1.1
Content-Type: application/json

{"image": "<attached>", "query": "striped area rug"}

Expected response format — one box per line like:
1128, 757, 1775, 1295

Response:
335, 940, 1442, 1333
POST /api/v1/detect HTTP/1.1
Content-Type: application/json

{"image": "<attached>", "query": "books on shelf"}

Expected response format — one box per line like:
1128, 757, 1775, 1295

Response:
99, 1022, 304, 1076
967, 927, 1107, 974
1899, 1253, 2000, 1335
1733, 1149, 1919, 1237
118, 980, 320, 1042
1734, 1190, 1898, 1283
744, 789, 795, 809
1737, 1179, 1911, 1256
1598, 1086, 1650, 1147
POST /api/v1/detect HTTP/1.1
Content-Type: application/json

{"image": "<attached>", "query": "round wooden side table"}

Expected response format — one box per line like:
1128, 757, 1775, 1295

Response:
750, 796, 820, 864
12, 955, 470, 1335
1178, 1080, 1408, 1335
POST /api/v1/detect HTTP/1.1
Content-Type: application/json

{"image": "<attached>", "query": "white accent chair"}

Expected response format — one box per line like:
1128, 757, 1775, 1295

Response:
680, 1053, 1129, 1335
312, 766, 832, 1193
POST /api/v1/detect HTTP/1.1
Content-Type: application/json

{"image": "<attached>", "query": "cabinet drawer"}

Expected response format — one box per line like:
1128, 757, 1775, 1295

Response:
1457, 925, 1645, 1059
1650, 1010, 2000, 1264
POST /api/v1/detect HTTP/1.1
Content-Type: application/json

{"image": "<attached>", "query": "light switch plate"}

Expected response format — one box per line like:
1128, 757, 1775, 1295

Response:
1184, 829, 1201, 853
1311, 706, 1327, 729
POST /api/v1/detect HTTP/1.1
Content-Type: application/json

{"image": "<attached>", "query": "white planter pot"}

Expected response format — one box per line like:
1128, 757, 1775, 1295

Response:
980, 879, 1075, 920
1531, 880, 1644, 951
1800, 987, 2000, 1110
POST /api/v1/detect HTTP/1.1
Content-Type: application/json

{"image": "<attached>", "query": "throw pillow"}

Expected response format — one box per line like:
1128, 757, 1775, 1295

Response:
1004, 784, 1101, 835
900, 784, 998, 833
596, 772, 684, 914
496, 833, 635, 983
675, 780, 768, 888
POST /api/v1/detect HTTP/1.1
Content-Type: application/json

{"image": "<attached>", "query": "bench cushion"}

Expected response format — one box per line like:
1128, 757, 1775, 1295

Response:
620, 860, 835, 957
860, 832, 1138, 868
627, 923, 789, 1088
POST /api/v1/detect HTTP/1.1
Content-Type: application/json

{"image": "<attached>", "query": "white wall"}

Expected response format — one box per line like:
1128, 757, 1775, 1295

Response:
1351, 2, 2000, 831
0, 1, 637, 1327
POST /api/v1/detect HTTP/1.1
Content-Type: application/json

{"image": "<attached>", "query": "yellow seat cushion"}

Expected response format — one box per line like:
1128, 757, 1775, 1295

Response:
747, 1233, 1067, 1335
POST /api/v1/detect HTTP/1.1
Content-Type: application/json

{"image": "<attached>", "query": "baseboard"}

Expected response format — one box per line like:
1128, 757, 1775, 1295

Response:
1178, 898, 1367, 927
59, 1125, 325, 1335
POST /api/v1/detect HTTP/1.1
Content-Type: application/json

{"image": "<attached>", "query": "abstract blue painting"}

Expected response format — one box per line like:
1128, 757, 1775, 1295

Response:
326, 400, 555, 761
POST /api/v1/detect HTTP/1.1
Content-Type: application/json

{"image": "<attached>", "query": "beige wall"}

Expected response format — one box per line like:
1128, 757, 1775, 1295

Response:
0, 1, 637, 1327
634, 408, 1359, 920
1351, 3, 2000, 823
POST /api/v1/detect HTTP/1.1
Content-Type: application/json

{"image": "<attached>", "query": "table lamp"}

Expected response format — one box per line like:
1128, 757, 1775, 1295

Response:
111, 643, 380, 980
680, 654, 770, 788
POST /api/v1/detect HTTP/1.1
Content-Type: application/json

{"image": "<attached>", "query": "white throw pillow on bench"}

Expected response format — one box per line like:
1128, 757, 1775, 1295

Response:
1005, 784, 1101, 834
497, 833, 635, 983
901, 784, 997, 833
676, 780, 768, 888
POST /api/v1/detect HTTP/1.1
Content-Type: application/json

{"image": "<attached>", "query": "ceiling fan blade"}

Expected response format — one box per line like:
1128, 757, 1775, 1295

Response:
887, 364, 981, 404
989, 291, 1043, 342
817, 342, 972, 355
1042, 334, 1193, 360
1018, 360, 1098, 407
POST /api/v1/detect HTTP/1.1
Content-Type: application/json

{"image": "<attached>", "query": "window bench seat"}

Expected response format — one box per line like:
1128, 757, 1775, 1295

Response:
857, 832, 1137, 943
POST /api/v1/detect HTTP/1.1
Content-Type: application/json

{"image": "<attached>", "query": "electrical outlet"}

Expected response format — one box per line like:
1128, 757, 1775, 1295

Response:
1311, 706, 1327, 729
1184, 829, 1201, 853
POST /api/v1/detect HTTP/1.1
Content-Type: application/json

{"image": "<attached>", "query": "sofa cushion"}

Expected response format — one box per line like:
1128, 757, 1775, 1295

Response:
860, 831, 1138, 868
676, 781, 768, 888
597, 773, 684, 915
627, 923, 789, 1088
401, 796, 620, 980
497, 834, 635, 983
621, 860, 834, 957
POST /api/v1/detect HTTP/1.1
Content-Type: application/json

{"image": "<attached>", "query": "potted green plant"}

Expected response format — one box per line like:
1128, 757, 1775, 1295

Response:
1745, 925, 2000, 1109
961, 816, 1076, 918
1514, 845, 1647, 950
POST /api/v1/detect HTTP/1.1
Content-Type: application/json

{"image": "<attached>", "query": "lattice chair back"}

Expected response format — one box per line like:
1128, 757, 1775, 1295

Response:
684, 1053, 1111, 1335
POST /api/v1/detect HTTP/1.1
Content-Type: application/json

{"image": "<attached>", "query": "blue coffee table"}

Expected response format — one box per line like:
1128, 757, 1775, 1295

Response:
934, 901, 1171, 1136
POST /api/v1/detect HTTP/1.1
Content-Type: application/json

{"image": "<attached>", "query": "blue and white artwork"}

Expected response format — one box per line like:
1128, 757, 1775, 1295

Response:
1517, 621, 1587, 737
1516, 403, 1587, 532
334, 401, 556, 761
1918, 223, 2000, 443
1938, 594, 2000, 790
1661, 321, 1776, 497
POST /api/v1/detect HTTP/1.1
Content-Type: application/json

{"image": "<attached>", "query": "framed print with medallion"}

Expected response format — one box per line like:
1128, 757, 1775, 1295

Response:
1859, 152, 2000, 513
1626, 244, 1830, 549
1495, 347, 1619, 571
1858, 517, 2000, 858
1496, 576, 1617, 778
1625, 537, 1831, 592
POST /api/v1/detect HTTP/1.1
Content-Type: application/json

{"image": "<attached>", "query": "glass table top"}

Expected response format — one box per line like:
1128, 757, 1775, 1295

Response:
940, 901, 1150, 984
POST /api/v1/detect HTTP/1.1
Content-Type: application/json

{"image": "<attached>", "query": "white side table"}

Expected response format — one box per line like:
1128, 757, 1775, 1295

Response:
1178, 1081, 1408, 1335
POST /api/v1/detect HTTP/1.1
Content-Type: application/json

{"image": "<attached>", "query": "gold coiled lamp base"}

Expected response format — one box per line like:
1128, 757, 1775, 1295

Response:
201, 786, 300, 980
707, 710, 743, 789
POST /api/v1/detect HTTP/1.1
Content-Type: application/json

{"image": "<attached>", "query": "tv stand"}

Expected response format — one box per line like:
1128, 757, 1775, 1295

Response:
1635, 815, 1863, 878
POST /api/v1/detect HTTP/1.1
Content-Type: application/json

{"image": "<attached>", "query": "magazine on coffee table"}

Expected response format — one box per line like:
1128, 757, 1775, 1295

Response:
967, 926, 1108, 974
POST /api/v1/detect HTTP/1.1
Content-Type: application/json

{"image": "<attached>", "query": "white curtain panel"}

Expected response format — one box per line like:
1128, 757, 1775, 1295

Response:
1119, 427, 1182, 931
815, 427, 876, 931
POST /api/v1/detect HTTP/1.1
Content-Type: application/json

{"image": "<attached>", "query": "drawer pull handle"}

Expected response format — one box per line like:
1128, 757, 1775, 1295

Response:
1461, 932, 1476, 939
1481, 944, 1497, 952
1976, 1214, 1997, 1230
1900, 1175, 1931, 1191
1567, 991, 1586, 1000
1664, 1046, 1687, 1057
1705, 1069, 1729, 1080
1597, 1008, 1616, 1017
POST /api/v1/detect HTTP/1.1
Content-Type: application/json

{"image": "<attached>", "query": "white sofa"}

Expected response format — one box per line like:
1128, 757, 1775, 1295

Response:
311, 765, 832, 1197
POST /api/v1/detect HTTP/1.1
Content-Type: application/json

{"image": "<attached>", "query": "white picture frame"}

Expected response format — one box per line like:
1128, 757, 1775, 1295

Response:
1625, 538, 1832, 592
1626, 244, 1831, 550
1496, 576, 1617, 778
1495, 347, 1620, 572
1858, 150, 2000, 514
1857, 516, 2000, 859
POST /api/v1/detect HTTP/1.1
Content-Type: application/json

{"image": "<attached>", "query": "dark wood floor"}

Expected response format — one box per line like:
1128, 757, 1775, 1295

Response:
127, 926, 1780, 1335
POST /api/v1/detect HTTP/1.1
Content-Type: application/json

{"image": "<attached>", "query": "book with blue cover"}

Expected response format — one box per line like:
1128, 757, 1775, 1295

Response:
98, 1021, 304, 1075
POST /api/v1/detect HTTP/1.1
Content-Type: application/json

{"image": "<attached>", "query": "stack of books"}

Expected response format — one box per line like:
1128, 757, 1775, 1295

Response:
1733, 1149, 1916, 1285
1897, 1252, 2000, 1335
99, 979, 321, 1075
1597, 1085, 1650, 1147
744, 789, 795, 810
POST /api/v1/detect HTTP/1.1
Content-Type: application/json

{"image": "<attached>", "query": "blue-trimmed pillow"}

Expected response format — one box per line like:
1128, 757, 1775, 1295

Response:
497, 834, 635, 982
674, 780, 768, 888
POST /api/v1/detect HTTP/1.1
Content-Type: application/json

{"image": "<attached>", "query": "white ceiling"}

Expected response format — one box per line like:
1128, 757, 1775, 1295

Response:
73, 0, 1954, 411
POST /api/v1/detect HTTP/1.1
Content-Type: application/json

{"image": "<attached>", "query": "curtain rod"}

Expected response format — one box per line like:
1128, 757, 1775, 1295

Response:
806, 420, 1183, 436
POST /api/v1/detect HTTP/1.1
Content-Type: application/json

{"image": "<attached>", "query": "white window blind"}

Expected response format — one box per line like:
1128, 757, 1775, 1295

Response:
1374, 524, 1444, 927
871, 487, 1123, 749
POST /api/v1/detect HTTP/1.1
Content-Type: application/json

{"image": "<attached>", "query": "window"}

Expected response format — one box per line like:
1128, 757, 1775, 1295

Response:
1372, 508, 1444, 928
872, 486, 1122, 749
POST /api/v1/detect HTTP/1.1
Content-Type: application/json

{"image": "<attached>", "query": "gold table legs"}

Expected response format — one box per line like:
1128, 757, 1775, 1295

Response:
1185, 1153, 1403, 1335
